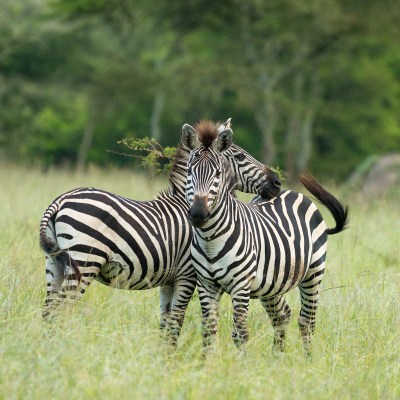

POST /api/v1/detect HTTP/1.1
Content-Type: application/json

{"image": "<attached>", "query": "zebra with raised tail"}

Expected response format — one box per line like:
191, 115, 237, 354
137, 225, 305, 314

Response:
39, 119, 281, 344
181, 124, 349, 354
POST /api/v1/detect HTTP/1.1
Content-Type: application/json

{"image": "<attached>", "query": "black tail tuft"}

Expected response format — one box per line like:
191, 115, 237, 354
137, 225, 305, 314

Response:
299, 171, 349, 235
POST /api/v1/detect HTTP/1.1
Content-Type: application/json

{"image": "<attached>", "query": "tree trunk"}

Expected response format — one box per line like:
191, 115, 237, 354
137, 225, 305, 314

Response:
150, 90, 164, 141
297, 74, 320, 173
285, 72, 305, 184
284, 71, 320, 182
255, 89, 278, 166
77, 98, 96, 171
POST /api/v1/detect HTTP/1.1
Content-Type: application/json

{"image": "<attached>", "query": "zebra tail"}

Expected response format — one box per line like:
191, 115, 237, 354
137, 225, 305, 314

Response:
299, 172, 349, 235
39, 202, 82, 283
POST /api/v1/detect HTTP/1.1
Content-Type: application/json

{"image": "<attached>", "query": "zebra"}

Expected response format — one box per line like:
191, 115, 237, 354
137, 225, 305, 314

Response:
39, 119, 281, 344
181, 123, 349, 354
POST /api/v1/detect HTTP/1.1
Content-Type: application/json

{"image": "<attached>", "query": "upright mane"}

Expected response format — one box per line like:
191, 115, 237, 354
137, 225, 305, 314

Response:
158, 119, 226, 198
158, 142, 190, 198
195, 120, 220, 148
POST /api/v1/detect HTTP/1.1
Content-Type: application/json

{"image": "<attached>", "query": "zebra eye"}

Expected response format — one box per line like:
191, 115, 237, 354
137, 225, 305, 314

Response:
234, 153, 246, 161
187, 168, 192, 176
216, 170, 221, 177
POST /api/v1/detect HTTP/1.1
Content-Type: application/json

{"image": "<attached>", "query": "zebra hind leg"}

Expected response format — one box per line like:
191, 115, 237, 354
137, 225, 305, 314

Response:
43, 262, 100, 320
298, 281, 321, 357
261, 296, 292, 352
42, 256, 65, 320
42, 262, 80, 320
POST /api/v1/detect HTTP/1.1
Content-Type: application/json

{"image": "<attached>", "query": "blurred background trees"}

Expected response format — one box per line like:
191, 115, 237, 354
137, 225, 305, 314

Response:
0, 0, 399, 182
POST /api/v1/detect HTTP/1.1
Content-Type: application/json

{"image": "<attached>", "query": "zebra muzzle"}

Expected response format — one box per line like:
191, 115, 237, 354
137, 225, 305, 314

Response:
259, 176, 281, 199
188, 196, 210, 228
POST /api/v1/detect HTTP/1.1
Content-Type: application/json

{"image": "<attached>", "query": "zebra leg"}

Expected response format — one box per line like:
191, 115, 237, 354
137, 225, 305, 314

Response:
261, 296, 292, 352
165, 277, 197, 347
231, 292, 251, 349
298, 264, 325, 355
159, 285, 173, 331
76, 265, 100, 301
197, 281, 223, 351
43, 265, 100, 320
42, 256, 65, 320
298, 280, 321, 356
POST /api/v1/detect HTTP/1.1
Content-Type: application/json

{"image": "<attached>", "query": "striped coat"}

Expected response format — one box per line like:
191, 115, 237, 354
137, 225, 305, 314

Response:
40, 120, 281, 343
182, 125, 348, 353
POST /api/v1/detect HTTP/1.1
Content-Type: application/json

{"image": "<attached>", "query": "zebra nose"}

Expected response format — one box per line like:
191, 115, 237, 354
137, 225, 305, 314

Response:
260, 178, 281, 199
273, 178, 281, 188
188, 207, 210, 228
188, 195, 210, 227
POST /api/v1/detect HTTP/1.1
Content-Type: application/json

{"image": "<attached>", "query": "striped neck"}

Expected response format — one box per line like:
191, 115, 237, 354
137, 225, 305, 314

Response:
193, 190, 236, 240
168, 144, 190, 197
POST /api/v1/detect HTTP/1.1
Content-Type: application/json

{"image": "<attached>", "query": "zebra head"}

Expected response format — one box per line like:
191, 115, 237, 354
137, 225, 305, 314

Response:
218, 118, 281, 199
182, 121, 233, 227
181, 119, 281, 199
227, 145, 281, 199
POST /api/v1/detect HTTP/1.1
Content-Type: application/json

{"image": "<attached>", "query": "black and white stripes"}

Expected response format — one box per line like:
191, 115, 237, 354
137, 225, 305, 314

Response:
39, 119, 281, 344
182, 128, 348, 353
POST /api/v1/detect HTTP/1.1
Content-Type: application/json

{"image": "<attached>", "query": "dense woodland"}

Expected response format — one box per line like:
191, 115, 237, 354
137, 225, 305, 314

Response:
0, 0, 399, 181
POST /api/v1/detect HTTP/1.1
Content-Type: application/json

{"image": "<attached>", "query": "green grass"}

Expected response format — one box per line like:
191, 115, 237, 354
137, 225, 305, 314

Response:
0, 164, 399, 400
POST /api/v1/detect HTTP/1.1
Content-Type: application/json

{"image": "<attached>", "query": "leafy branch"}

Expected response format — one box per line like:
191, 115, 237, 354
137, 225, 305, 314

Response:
114, 137, 177, 175
269, 166, 285, 182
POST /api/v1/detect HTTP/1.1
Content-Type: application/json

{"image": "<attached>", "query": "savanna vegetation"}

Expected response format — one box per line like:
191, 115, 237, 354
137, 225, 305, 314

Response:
0, 165, 398, 399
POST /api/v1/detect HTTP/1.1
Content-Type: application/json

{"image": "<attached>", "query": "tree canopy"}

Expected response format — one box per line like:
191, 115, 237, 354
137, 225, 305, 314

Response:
0, 0, 399, 181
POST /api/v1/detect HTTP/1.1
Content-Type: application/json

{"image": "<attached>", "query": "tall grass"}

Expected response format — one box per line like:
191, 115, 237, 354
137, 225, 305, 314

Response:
0, 164, 398, 400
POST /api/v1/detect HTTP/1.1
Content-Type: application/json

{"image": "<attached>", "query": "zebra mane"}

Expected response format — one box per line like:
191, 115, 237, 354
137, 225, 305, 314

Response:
195, 120, 220, 148
223, 157, 238, 193
157, 120, 235, 198
157, 143, 190, 198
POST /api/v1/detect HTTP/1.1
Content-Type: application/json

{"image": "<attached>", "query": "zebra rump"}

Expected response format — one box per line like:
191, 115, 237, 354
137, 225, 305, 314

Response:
39, 201, 82, 284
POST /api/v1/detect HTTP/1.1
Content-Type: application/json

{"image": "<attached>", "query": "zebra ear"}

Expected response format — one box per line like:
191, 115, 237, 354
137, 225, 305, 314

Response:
216, 128, 233, 152
218, 118, 232, 132
181, 124, 198, 150
223, 118, 232, 130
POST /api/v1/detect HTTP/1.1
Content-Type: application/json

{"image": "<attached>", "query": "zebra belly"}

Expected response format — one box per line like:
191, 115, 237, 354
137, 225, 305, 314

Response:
249, 261, 307, 299
248, 234, 312, 298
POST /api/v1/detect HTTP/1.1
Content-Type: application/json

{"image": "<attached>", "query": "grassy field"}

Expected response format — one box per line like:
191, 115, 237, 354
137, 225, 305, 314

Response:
0, 164, 399, 400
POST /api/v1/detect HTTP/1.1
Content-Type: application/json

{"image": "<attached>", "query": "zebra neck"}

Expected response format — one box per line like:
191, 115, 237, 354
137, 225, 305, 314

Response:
195, 192, 237, 241
168, 167, 186, 197
168, 145, 190, 197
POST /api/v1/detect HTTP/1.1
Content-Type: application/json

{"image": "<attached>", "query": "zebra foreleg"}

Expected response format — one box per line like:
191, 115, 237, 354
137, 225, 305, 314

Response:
164, 278, 196, 347
231, 292, 250, 349
159, 285, 174, 331
261, 296, 292, 352
197, 281, 223, 352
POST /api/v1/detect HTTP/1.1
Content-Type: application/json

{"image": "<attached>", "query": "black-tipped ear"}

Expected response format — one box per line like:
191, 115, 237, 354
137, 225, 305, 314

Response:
181, 124, 198, 150
217, 128, 233, 152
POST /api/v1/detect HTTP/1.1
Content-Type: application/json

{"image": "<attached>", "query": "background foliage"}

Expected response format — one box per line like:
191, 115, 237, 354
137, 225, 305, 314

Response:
0, 0, 399, 181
